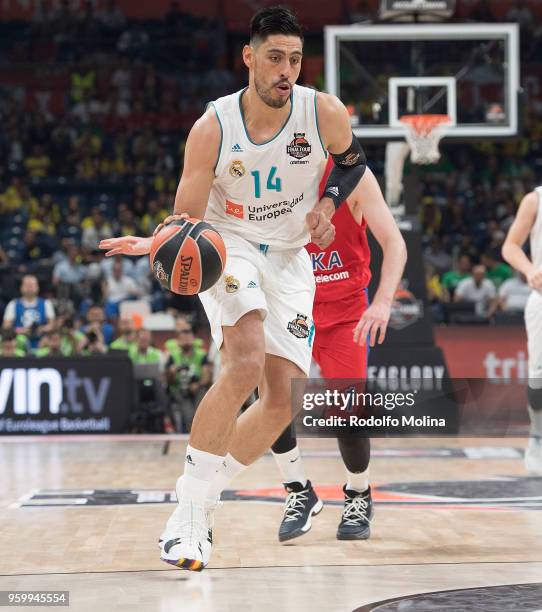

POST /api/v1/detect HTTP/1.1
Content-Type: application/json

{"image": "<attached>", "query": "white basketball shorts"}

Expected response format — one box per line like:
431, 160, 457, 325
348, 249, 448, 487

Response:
525, 290, 542, 379
198, 231, 316, 376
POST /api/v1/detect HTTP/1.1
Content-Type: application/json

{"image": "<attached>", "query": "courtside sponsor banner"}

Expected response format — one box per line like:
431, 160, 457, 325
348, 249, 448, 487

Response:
290, 377, 529, 437
0, 356, 132, 435
435, 325, 528, 379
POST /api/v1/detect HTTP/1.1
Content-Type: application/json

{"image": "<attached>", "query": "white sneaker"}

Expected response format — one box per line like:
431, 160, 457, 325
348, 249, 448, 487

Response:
159, 476, 215, 571
158, 475, 184, 548
525, 437, 542, 474
160, 499, 214, 571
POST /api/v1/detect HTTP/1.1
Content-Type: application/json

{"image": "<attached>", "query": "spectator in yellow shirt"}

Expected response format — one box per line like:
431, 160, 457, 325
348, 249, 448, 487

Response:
74, 128, 102, 157
1, 177, 24, 213
81, 208, 113, 250
115, 204, 140, 236
24, 145, 51, 178
140, 199, 168, 235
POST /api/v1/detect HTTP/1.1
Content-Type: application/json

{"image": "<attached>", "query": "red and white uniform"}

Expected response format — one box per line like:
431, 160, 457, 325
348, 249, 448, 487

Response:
306, 157, 372, 379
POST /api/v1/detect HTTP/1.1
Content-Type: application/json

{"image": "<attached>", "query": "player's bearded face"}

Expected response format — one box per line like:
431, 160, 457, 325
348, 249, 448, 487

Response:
251, 37, 302, 109
254, 69, 292, 109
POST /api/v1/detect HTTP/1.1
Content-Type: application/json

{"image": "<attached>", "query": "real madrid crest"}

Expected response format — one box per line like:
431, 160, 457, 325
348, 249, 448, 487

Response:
229, 160, 246, 178
225, 274, 240, 293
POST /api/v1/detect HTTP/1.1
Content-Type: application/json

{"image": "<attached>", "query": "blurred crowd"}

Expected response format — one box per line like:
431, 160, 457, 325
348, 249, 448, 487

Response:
0, 0, 236, 295
0, 272, 215, 433
0, 0, 232, 433
1, 0, 542, 431
1, 2, 540, 320
417, 138, 541, 323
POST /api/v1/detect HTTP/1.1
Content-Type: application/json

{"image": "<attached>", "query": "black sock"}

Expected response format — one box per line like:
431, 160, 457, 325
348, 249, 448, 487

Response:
271, 424, 297, 454
337, 436, 370, 473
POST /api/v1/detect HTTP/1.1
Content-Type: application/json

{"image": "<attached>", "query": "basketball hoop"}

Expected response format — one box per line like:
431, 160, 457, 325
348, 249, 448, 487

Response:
399, 114, 451, 165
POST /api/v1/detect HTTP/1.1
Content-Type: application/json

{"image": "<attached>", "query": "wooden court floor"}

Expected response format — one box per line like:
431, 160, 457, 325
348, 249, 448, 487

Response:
1, 436, 541, 611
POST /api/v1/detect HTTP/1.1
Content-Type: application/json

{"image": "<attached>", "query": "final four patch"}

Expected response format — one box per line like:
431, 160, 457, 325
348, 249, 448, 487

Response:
287, 133, 311, 159
287, 313, 310, 339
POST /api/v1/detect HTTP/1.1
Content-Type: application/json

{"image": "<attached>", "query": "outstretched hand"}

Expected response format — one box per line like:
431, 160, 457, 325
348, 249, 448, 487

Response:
99, 213, 192, 257
98, 235, 153, 257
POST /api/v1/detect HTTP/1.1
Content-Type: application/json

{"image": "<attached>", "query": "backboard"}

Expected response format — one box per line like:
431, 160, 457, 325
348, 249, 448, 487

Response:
325, 23, 520, 141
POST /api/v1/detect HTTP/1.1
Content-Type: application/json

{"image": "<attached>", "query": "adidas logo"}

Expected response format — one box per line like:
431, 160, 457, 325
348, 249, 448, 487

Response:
247, 280, 257, 288
231, 143, 243, 152
186, 454, 195, 466
326, 186, 339, 197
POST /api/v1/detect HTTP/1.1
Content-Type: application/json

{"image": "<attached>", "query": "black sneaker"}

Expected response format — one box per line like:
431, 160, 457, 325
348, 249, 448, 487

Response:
278, 480, 323, 542
336, 485, 373, 540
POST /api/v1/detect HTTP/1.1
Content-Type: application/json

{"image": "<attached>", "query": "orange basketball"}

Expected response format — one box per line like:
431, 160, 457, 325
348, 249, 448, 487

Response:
149, 218, 226, 295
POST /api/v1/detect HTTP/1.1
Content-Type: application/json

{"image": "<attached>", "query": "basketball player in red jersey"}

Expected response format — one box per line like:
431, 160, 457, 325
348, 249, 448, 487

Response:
271, 155, 407, 541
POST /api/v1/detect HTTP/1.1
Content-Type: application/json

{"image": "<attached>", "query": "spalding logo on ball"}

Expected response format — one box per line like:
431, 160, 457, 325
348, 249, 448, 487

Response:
150, 218, 226, 295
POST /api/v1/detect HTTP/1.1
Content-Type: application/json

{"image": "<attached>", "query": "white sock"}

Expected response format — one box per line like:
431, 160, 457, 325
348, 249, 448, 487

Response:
346, 467, 370, 493
272, 446, 307, 486
528, 406, 542, 438
207, 453, 247, 503
181, 445, 225, 504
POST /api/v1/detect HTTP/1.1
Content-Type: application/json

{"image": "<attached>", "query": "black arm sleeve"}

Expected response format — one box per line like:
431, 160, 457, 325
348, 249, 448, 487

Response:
322, 134, 367, 209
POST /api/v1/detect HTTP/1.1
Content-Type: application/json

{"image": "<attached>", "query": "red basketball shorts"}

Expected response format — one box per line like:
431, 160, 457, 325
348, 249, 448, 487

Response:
312, 290, 369, 380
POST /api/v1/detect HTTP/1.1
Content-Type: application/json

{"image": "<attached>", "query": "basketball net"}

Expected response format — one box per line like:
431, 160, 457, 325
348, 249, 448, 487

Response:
399, 114, 451, 165
385, 114, 451, 207
385, 141, 410, 208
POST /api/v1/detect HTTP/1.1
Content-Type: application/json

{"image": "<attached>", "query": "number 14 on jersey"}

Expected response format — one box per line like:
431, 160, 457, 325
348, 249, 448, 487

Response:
251, 167, 282, 199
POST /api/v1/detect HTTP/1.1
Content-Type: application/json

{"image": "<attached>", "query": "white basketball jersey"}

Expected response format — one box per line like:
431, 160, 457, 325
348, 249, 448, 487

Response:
205, 85, 327, 249
531, 187, 542, 271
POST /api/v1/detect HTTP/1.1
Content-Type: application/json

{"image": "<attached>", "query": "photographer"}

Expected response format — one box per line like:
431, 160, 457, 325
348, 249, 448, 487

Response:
110, 316, 137, 351
35, 330, 65, 357
80, 304, 114, 346
0, 330, 26, 357
54, 307, 86, 356
128, 329, 171, 433
80, 327, 108, 355
35, 323, 82, 357
165, 319, 211, 433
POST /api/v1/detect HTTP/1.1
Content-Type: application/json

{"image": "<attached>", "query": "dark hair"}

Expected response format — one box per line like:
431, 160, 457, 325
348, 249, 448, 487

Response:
1, 330, 16, 343
250, 6, 303, 45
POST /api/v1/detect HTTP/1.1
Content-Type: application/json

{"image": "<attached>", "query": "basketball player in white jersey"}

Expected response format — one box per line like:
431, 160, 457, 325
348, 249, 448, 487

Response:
99, 6, 371, 571
502, 187, 542, 473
